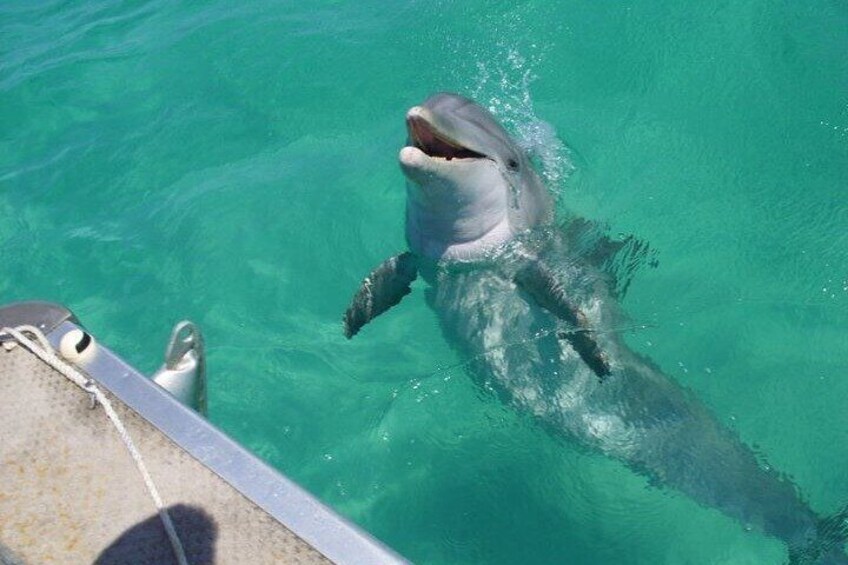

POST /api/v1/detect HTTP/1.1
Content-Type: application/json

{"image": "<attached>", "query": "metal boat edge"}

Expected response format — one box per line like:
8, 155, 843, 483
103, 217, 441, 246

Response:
0, 301, 407, 565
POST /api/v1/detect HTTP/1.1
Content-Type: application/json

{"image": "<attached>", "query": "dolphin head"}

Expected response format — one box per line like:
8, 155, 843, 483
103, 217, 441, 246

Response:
399, 93, 553, 261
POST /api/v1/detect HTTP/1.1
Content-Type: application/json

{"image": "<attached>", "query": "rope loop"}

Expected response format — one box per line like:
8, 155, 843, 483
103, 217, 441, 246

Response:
0, 324, 189, 565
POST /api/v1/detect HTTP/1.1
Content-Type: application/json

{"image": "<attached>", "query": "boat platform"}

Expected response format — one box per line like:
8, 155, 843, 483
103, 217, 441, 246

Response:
0, 302, 406, 565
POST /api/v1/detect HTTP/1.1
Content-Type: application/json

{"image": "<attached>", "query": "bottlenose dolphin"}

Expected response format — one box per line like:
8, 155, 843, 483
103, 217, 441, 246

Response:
342, 92, 846, 562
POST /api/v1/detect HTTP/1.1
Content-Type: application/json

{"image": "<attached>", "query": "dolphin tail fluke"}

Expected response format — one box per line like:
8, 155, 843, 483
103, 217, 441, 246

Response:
816, 507, 848, 564
789, 506, 848, 564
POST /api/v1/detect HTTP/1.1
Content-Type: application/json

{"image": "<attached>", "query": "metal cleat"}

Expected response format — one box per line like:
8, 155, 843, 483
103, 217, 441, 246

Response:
152, 321, 207, 415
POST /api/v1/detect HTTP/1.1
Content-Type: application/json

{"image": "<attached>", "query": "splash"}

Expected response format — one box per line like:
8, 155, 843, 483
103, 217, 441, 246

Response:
468, 45, 574, 195
819, 101, 848, 142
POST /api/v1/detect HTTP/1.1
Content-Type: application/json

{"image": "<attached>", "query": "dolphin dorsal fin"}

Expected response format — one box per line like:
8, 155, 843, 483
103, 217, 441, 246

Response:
561, 217, 656, 299
513, 260, 611, 379
343, 252, 418, 339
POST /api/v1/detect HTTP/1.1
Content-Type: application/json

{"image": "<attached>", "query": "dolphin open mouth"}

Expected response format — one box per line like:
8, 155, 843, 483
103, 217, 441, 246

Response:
407, 114, 486, 161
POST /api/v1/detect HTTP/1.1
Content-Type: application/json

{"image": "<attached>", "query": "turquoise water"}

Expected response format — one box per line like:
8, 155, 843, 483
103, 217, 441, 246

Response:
2, 1, 847, 562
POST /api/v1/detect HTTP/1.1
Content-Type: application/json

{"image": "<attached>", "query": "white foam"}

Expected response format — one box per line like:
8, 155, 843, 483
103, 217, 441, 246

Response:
468, 45, 574, 195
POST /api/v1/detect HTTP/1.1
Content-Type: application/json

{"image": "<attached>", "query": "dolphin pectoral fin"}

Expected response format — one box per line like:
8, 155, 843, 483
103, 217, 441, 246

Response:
343, 252, 418, 339
514, 262, 611, 379
556, 330, 611, 379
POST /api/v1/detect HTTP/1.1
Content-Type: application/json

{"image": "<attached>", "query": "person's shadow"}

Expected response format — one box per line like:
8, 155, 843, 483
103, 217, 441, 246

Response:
94, 504, 217, 565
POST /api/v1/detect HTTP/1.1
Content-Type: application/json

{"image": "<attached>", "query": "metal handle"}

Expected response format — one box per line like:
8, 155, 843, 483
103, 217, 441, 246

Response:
152, 321, 207, 415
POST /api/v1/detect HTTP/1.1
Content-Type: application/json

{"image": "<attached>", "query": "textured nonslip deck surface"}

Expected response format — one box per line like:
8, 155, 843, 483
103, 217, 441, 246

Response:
0, 344, 330, 565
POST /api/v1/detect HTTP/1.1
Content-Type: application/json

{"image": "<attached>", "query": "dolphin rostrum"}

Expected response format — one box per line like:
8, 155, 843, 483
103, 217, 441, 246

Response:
343, 92, 847, 563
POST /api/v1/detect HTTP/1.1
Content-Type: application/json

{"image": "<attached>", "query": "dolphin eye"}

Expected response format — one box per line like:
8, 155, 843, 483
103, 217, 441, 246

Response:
507, 158, 520, 172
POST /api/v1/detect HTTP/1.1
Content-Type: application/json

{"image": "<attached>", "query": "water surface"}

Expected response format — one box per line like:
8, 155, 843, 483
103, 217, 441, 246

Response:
2, 1, 846, 563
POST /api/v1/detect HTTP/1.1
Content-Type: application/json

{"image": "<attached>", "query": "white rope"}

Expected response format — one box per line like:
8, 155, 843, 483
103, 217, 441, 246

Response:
1, 325, 189, 565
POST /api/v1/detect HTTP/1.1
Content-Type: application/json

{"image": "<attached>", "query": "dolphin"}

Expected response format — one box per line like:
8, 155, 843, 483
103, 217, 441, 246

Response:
342, 92, 847, 563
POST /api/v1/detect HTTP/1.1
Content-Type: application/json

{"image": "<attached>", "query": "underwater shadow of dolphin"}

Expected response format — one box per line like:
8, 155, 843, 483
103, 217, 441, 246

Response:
342, 92, 847, 563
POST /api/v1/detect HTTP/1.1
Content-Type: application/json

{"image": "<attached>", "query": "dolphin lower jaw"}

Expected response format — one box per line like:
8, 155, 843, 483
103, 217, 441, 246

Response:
405, 203, 513, 261
399, 146, 496, 181
402, 160, 514, 262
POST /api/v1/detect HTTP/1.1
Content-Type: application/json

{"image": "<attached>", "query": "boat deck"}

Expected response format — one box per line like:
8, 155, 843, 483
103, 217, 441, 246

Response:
0, 303, 405, 565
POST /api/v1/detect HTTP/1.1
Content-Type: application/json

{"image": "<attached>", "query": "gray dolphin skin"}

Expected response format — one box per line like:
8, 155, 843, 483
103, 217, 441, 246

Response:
343, 92, 847, 563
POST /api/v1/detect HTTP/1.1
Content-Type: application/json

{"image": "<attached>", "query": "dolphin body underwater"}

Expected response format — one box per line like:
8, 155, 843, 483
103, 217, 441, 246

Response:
342, 93, 846, 562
